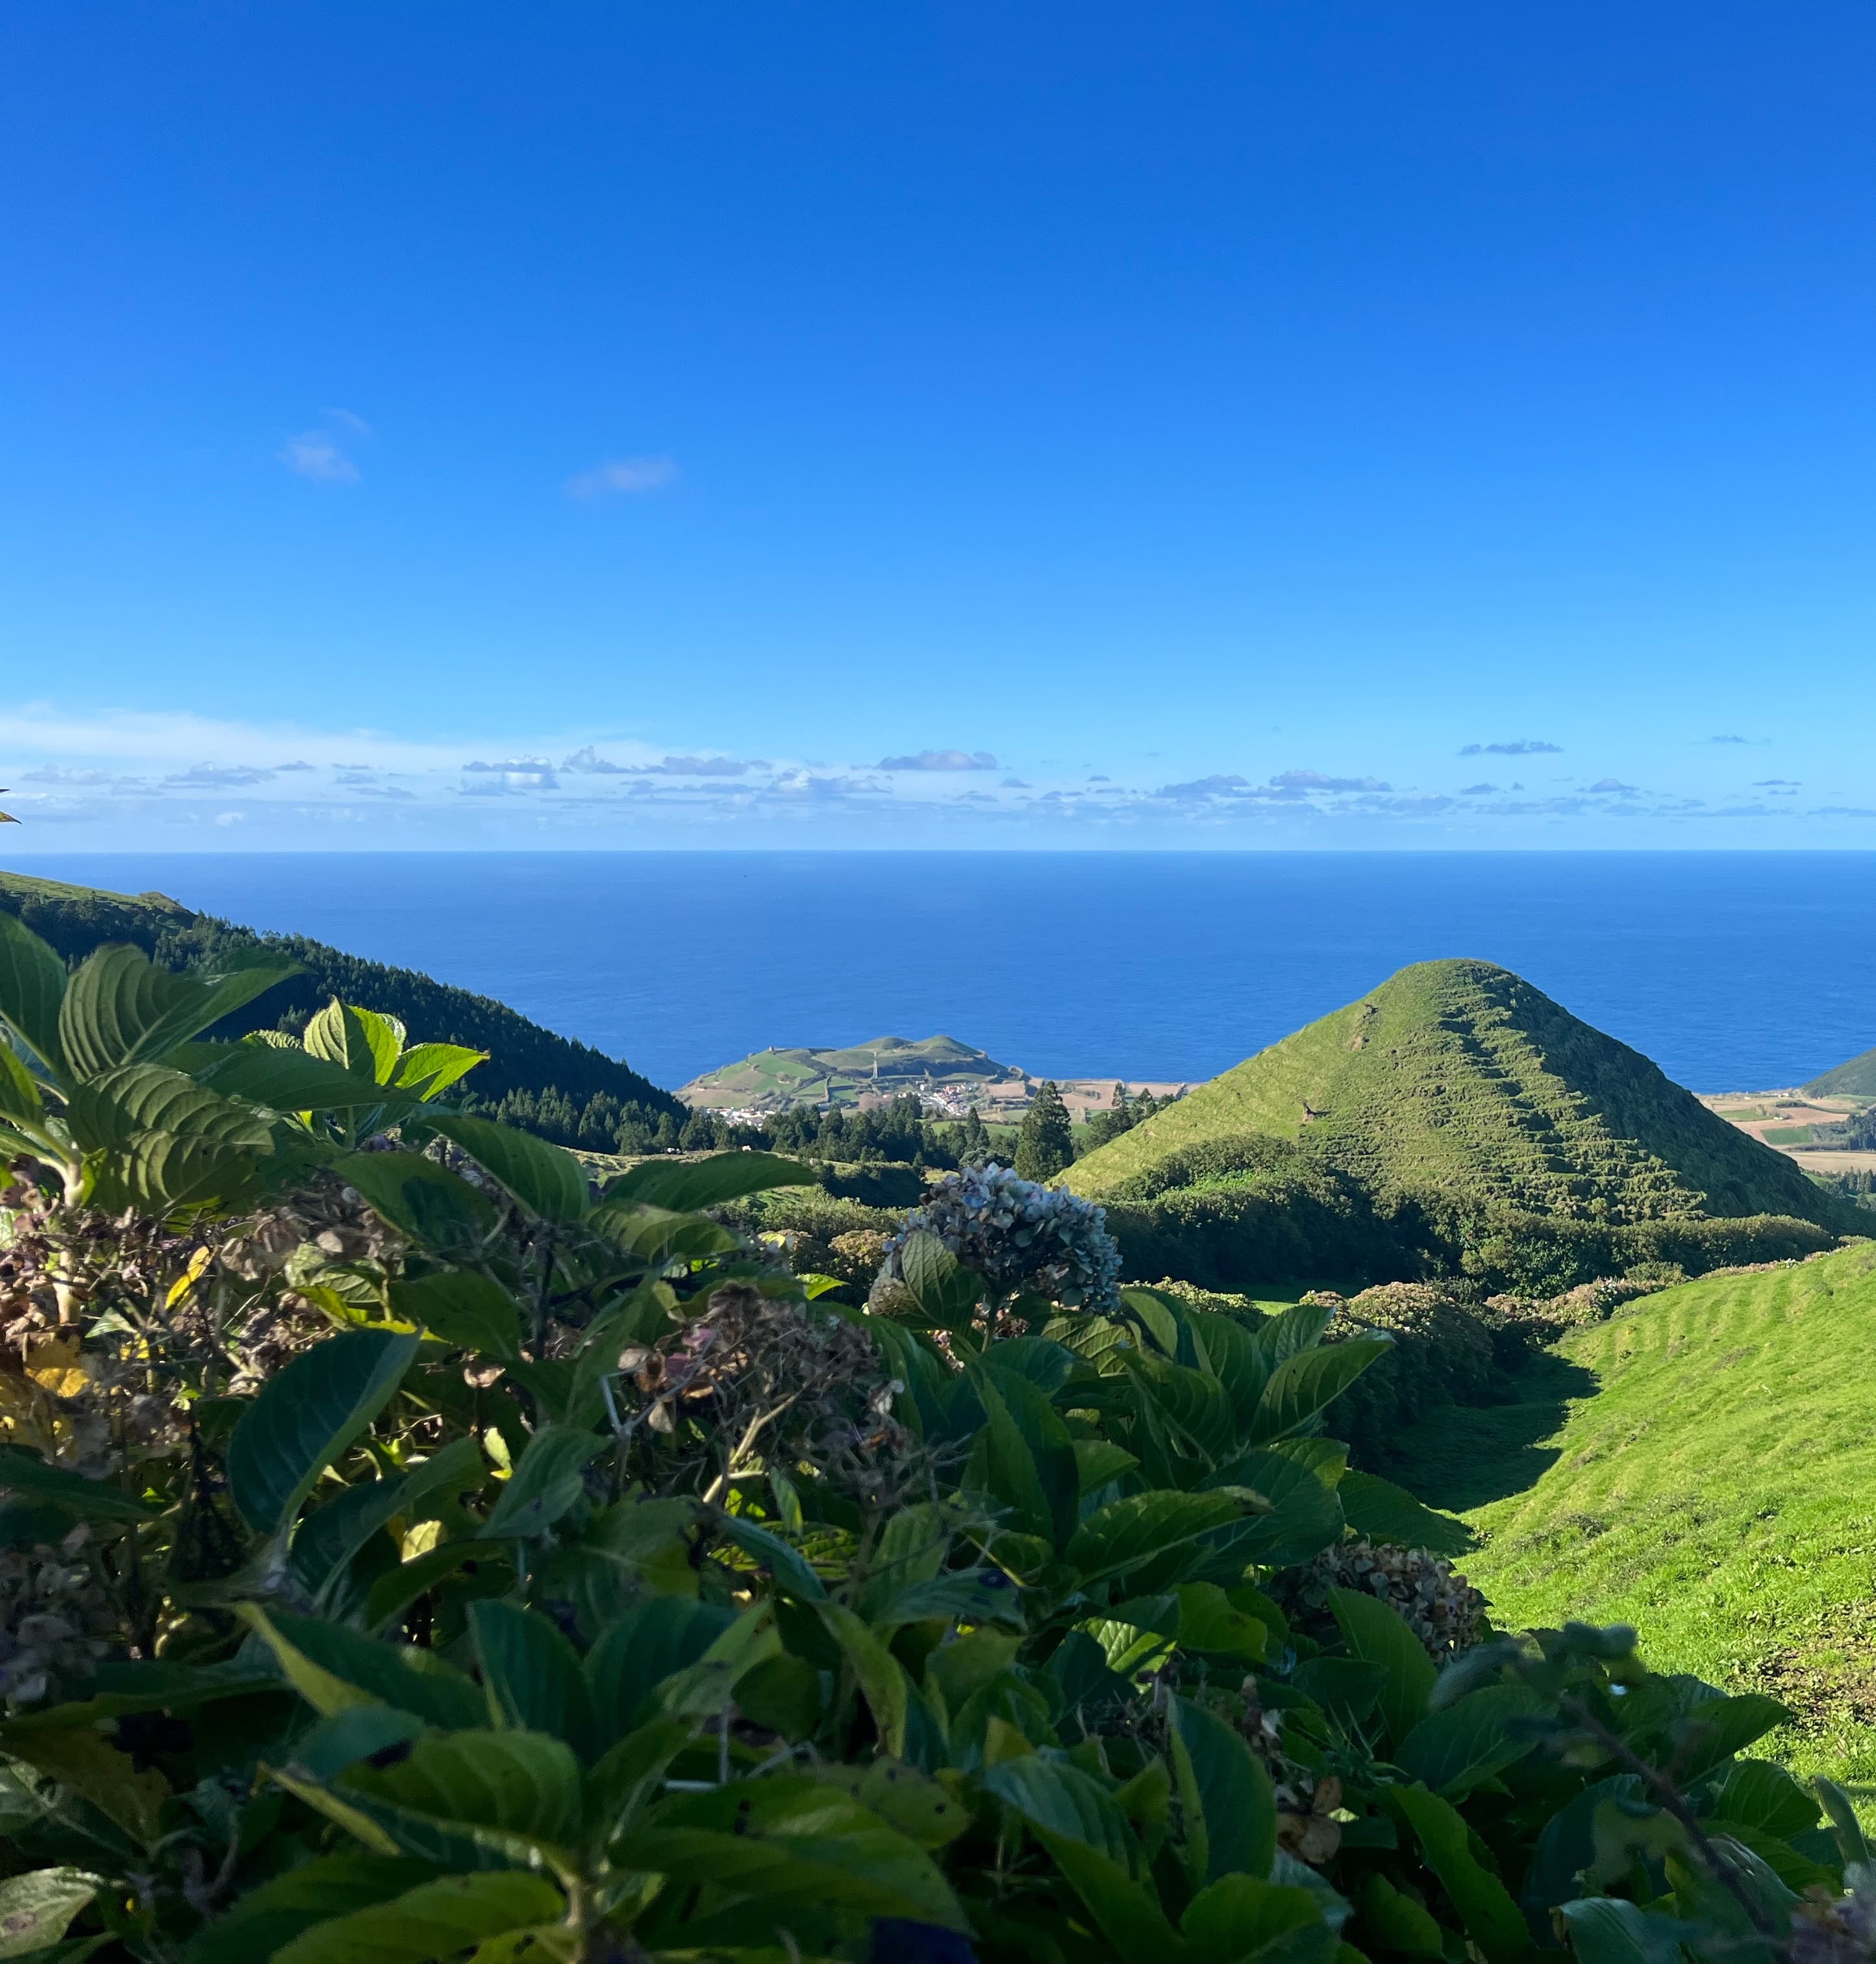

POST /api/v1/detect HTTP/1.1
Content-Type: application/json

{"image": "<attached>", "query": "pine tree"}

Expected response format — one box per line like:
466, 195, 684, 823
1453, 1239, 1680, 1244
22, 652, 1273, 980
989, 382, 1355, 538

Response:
1014, 1081, 1074, 1182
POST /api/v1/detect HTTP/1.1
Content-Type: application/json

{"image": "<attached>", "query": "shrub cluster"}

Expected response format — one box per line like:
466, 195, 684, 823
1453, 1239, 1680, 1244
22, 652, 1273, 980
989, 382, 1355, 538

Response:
0, 911, 1861, 1964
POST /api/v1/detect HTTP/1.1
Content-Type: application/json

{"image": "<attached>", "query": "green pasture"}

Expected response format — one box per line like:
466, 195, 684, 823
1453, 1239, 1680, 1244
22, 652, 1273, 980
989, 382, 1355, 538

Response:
1392, 1240, 1876, 1809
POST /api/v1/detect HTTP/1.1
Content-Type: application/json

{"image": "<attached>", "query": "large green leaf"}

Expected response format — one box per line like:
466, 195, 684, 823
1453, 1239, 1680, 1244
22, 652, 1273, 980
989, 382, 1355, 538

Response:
817, 1602, 911, 1756
59, 944, 295, 1078
1337, 1470, 1471, 1557
897, 1229, 987, 1328
984, 1757, 1136, 1869
586, 1598, 736, 1740
986, 1758, 1182, 1956
0, 1444, 160, 1522
0, 911, 69, 1079
179, 1854, 442, 1964
1183, 1876, 1336, 1964
481, 1425, 604, 1539
349, 1729, 585, 1856
1666, 1692, 1792, 1782
1247, 1337, 1393, 1444
134, 959, 302, 1061
1392, 1783, 1534, 1964
241, 1605, 485, 1728
712, 1509, 829, 1602
2, 1656, 280, 1733
332, 1150, 497, 1250
58, 944, 190, 1079
304, 1002, 405, 1083
1171, 1581, 1268, 1661
584, 1717, 695, 1849
971, 1365, 1077, 1551
67, 1062, 279, 1153
1249, 1300, 1336, 1369
653, 1604, 782, 1720
618, 1776, 964, 1929
1066, 1491, 1260, 1590
192, 1044, 408, 1110
393, 1041, 486, 1099
1196, 1442, 1342, 1570
425, 1113, 589, 1225
605, 1149, 816, 1211
1123, 1353, 1240, 1463
386, 1272, 523, 1363
94, 1127, 288, 1213
1557, 1897, 1695, 1964
269, 1867, 568, 1964
1707, 1759, 1820, 1840
0, 1867, 103, 1959
1169, 1693, 1277, 1882
292, 1437, 486, 1599
585, 1198, 738, 1265
0, 1724, 168, 1845
1187, 1310, 1272, 1415
1396, 1685, 1548, 1798
226, 1329, 421, 1534
469, 1602, 598, 1762
0, 1040, 45, 1126
1328, 1587, 1437, 1750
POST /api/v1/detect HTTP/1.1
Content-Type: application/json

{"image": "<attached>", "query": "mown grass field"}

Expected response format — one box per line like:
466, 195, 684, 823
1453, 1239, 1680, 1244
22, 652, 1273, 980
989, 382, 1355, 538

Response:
1391, 1240, 1876, 1806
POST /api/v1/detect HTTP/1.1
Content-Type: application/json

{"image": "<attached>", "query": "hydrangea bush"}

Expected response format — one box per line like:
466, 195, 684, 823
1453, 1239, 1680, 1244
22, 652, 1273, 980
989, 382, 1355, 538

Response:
880, 1161, 1123, 1314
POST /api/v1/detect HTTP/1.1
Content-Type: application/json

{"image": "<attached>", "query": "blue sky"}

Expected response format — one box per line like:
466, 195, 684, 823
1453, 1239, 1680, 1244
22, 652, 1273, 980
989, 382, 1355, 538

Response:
3, 3, 1874, 849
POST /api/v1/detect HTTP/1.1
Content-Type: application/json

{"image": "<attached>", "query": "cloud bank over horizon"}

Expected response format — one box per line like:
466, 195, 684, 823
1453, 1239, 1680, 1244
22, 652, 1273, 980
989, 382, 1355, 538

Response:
1, 701, 1868, 851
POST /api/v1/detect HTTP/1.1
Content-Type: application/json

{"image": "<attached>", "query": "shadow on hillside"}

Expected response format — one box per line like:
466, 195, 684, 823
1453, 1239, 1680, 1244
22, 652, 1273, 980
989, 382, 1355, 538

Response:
1373, 1352, 1602, 1515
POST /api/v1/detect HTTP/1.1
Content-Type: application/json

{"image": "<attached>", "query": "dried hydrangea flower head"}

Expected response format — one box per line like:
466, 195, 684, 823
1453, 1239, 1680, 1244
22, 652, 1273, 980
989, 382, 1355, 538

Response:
0, 1525, 119, 1709
1277, 1537, 1489, 1662
618, 1281, 927, 1505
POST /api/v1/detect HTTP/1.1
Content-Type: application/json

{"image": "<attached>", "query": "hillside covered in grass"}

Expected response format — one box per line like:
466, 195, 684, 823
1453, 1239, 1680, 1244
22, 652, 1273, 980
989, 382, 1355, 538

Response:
0, 865, 682, 1124
1072, 958, 1840, 1224
1388, 1240, 1876, 1799
682, 1032, 1023, 1111
1807, 1040, 1876, 1099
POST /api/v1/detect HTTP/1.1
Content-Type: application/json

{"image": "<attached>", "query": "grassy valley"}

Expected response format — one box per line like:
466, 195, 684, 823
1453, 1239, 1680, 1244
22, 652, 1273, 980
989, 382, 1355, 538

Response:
1386, 1241, 1876, 1799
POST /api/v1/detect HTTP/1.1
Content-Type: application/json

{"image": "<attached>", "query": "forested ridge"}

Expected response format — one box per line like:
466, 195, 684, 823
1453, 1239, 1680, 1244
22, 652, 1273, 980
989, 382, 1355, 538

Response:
0, 867, 682, 1131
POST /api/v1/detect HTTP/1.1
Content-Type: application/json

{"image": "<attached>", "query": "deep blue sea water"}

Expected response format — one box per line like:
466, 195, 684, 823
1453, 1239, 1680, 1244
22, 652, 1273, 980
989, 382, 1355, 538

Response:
8, 853, 1873, 1094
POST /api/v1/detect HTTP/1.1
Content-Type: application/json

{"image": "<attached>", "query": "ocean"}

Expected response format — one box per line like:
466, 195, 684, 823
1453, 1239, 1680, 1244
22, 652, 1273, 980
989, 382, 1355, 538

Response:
9, 851, 1874, 1094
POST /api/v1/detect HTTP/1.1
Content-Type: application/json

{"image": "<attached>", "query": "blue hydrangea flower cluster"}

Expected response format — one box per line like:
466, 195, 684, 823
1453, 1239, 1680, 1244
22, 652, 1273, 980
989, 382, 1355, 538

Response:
885, 1163, 1123, 1315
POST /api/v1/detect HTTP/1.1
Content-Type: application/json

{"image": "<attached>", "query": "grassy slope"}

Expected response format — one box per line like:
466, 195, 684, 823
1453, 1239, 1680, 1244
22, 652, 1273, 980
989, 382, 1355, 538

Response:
1392, 1241, 1876, 1798
1068, 958, 1840, 1226
686, 1034, 1013, 1103
0, 866, 680, 1114
1808, 1044, 1876, 1099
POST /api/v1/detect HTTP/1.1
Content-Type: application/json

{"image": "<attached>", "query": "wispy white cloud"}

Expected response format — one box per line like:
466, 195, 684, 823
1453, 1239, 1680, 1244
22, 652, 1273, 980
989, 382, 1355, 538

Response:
877, 749, 997, 772
1270, 768, 1392, 793
566, 455, 678, 497
279, 431, 357, 482
166, 762, 277, 787
1459, 738, 1562, 756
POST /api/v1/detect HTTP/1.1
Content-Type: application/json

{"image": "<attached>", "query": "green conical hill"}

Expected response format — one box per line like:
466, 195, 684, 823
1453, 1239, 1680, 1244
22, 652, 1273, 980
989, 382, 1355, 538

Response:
1068, 958, 1842, 1228
1804, 1043, 1876, 1099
